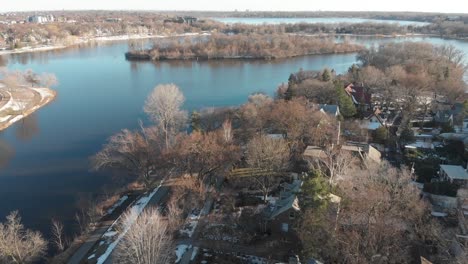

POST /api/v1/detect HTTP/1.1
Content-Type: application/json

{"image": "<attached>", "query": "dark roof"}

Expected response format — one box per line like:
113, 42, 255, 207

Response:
345, 83, 371, 105
319, 104, 339, 116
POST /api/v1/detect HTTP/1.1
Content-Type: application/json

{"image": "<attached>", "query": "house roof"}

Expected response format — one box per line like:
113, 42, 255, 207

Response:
280, 179, 303, 199
266, 195, 300, 220
341, 142, 381, 163
303, 146, 327, 159
345, 83, 371, 105
440, 165, 468, 181
434, 110, 454, 123
319, 104, 340, 116
266, 134, 285, 140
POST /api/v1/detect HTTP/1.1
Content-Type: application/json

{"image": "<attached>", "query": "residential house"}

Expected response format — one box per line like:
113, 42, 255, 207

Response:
440, 165, 468, 187
344, 83, 372, 111
303, 146, 327, 160
319, 104, 340, 117
341, 142, 382, 164
361, 109, 385, 131
263, 180, 302, 236
405, 133, 436, 150
267, 134, 285, 140
434, 109, 454, 126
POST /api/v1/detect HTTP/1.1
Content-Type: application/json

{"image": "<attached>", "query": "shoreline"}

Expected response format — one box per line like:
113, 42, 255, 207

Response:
125, 48, 365, 61
1, 32, 466, 57
0, 33, 209, 56
0, 87, 57, 131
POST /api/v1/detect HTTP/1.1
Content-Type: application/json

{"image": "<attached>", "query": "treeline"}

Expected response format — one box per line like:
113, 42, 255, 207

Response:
213, 20, 468, 38
0, 11, 202, 49
173, 10, 468, 23
126, 34, 364, 61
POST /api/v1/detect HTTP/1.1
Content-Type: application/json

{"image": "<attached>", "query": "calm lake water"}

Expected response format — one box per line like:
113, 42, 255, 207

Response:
212, 17, 430, 26
0, 34, 467, 238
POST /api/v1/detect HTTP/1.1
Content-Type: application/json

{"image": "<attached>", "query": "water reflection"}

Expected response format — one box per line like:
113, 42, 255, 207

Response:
0, 56, 8, 67
0, 139, 14, 169
15, 114, 39, 142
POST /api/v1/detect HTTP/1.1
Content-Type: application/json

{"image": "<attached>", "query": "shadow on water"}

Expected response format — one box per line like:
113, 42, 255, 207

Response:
15, 114, 40, 142
0, 138, 14, 170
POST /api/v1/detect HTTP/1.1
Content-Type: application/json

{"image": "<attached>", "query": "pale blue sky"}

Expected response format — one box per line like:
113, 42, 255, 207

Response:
1, 0, 467, 13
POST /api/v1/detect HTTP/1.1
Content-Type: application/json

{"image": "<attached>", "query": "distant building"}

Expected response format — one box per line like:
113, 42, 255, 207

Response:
164, 16, 198, 25
28, 15, 54, 24
105, 18, 122, 23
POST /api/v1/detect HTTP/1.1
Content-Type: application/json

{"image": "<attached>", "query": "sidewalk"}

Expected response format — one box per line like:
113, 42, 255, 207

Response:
67, 186, 170, 264
178, 176, 224, 264
66, 192, 141, 264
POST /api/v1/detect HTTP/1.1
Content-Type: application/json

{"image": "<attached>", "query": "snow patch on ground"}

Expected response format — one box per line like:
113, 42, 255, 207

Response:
175, 244, 189, 263
94, 187, 160, 264
0, 115, 11, 122
106, 195, 128, 215
8, 115, 23, 124
191, 247, 199, 261
179, 211, 200, 238
103, 231, 117, 237
31, 88, 54, 101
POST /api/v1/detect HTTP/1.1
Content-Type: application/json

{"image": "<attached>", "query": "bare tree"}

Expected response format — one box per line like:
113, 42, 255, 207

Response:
23, 69, 40, 87
115, 208, 174, 264
247, 92, 273, 107
174, 130, 240, 182
221, 119, 233, 143
165, 196, 183, 231
39, 73, 59, 88
144, 84, 187, 149
300, 164, 449, 263
245, 134, 290, 202
91, 126, 164, 188
308, 146, 356, 185
51, 219, 67, 252
0, 211, 47, 264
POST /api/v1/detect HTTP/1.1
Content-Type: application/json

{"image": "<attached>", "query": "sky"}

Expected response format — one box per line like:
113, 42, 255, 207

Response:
1, 0, 467, 13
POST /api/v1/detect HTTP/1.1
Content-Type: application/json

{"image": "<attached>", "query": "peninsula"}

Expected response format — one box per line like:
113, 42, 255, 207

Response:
0, 71, 57, 131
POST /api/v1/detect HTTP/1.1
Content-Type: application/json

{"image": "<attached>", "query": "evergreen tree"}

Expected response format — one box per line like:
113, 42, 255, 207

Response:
335, 82, 356, 118
190, 111, 202, 132
322, 68, 331, 82
348, 64, 361, 82
400, 123, 415, 143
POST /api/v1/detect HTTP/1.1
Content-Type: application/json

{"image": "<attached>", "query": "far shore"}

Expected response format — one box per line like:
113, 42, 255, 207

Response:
0, 32, 208, 56
1, 32, 466, 57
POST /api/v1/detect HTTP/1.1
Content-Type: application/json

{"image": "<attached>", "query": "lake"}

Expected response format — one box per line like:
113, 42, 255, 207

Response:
211, 17, 430, 26
0, 35, 467, 238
